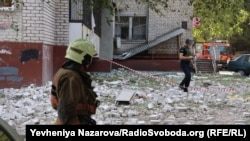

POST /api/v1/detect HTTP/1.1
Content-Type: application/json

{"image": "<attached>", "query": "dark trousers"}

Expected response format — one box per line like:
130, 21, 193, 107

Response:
180, 62, 191, 88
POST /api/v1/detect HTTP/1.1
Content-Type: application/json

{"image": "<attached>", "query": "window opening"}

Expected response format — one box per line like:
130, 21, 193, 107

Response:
115, 16, 146, 41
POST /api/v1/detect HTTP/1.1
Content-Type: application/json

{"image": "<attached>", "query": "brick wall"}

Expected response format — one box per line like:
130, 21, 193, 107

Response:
22, 0, 44, 42
1, 0, 192, 49
148, 0, 193, 42
43, 0, 56, 45
147, 0, 193, 58
114, 0, 193, 52
0, 2, 22, 41
55, 0, 69, 46
0, 0, 69, 88
0, 0, 69, 46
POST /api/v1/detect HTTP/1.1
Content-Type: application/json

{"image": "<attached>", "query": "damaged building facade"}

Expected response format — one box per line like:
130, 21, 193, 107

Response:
0, 0, 193, 88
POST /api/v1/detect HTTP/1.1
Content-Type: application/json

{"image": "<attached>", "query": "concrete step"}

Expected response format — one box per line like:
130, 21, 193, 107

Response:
195, 59, 214, 73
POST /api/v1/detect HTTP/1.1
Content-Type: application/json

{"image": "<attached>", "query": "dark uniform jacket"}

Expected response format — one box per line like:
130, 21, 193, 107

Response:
179, 45, 192, 64
50, 60, 98, 125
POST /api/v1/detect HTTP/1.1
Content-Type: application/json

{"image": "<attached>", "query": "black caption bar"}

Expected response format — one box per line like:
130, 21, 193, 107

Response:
26, 125, 250, 140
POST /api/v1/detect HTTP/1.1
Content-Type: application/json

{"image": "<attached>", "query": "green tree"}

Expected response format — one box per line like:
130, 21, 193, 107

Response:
191, 0, 249, 42
230, 0, 250, 51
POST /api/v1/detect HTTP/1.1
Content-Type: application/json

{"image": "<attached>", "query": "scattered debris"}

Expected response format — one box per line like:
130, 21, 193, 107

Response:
115, 89, 135, 105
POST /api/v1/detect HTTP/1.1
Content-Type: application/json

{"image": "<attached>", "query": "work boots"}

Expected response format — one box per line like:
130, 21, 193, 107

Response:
184, 87, 188, 92
179, 85, 188, 92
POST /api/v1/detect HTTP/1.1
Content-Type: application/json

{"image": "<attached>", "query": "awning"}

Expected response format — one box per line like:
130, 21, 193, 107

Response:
113, 27, 186, 60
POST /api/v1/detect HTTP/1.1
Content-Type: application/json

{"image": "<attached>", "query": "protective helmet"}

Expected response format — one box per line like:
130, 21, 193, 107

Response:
65, 39, 97, 65
185, 39, 193, 45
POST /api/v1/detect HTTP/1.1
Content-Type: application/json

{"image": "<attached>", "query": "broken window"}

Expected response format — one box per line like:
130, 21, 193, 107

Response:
115, 16, 147, 41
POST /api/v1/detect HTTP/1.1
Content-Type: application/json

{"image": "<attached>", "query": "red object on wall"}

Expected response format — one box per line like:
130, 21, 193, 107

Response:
193, 17, 201, 27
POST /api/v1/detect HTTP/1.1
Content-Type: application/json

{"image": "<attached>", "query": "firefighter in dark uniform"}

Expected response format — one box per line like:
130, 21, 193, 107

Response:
179, 39, 194, 92
50, 39, 99, 125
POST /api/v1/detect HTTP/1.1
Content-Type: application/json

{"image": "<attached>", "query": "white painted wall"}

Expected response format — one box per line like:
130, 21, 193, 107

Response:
69, 23, 82, 43
82, 25, 100, 57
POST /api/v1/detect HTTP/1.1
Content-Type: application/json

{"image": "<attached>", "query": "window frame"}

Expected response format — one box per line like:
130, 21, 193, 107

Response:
0, 0, 15, 11
115, 15, 147, 42
69, 0, 92, 28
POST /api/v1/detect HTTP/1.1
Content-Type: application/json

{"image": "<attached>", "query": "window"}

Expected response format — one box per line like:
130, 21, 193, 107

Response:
243, 55, 250, 62
69, 0, 92, 29
69, 0, 101, 36
0, 0, 14, 11
115, 16, 147, 41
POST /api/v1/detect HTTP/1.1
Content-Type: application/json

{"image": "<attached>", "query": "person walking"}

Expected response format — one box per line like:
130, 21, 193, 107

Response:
50, 38, 100, 125
179, 38, 194, 92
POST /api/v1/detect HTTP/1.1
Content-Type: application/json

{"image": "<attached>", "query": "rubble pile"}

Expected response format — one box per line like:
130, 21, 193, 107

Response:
0, 69, 250, 135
